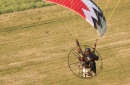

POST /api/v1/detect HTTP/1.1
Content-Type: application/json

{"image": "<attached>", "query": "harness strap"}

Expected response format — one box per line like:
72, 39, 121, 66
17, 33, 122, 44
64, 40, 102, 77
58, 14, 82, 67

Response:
92, 39, 98, 53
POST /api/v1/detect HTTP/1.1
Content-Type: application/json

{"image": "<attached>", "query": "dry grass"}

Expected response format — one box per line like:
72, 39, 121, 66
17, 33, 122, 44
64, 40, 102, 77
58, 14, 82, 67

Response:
0, 0, 130, 85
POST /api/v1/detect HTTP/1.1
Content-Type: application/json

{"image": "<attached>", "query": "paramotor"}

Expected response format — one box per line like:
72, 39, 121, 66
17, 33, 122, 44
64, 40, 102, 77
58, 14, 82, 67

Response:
68, 45, 103, 78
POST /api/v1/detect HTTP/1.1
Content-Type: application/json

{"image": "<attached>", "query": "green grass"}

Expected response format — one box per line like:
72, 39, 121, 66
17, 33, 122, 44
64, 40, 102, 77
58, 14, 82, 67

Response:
0, 0, 53, 14
0, 0, 130, 85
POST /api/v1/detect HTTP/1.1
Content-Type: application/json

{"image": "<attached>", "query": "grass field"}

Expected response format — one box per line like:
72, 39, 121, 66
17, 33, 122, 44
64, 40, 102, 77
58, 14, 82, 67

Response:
0, 0, 130, 85
0, 0, 53, 14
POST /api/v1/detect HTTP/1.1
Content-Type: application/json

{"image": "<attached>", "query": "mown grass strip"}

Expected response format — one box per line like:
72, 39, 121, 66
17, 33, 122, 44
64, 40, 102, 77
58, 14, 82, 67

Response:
0, 0, 53, 14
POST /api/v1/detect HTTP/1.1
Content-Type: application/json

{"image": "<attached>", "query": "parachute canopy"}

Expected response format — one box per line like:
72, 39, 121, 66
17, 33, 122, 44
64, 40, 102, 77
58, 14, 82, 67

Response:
47, 0, 107, 37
